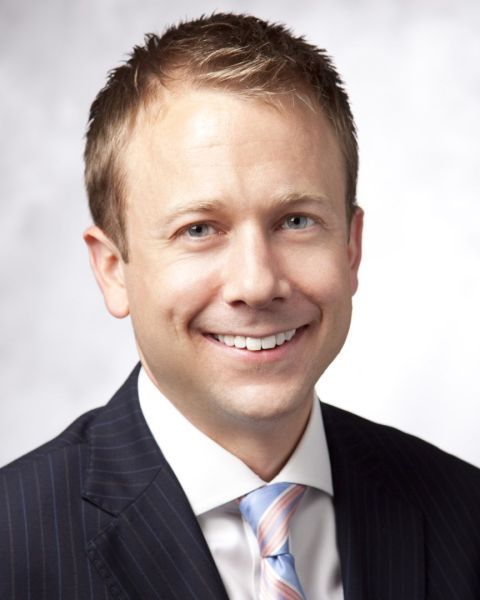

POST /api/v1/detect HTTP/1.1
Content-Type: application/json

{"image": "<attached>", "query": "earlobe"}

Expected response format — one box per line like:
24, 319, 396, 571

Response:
83, 226, 130, 318
348, 207, 364, 295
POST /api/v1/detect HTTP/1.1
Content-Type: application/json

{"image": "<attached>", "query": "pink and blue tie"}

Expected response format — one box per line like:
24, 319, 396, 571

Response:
239, 482, 307, 600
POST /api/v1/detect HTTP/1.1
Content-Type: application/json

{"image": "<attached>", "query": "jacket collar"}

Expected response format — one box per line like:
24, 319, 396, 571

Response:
82, 364, 229, 599
322, 402, 425, 600
82, 366, 425, 600
82, 364, 162, 514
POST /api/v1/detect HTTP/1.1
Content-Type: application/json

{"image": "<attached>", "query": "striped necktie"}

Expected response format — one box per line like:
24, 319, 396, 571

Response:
238, 482, 307, 600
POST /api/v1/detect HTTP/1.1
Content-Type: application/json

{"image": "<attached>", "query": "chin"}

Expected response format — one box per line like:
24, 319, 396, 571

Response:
222, 385, 312, 424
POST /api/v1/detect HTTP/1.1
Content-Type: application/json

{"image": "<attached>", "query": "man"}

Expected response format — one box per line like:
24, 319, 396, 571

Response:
1, 12, 479, 600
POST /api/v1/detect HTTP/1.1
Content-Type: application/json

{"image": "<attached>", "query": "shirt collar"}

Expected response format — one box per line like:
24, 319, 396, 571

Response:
138, 367, 333, 516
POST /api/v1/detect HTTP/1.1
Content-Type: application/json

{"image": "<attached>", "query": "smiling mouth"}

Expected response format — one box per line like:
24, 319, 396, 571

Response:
212, 328, 299, 351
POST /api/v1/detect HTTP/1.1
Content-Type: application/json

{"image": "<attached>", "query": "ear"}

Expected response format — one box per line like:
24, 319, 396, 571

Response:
347, 207, 364, 295
83, 226, 129, 318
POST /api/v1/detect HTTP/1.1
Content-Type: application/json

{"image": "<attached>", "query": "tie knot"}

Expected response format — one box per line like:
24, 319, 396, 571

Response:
238, 482, 306, 558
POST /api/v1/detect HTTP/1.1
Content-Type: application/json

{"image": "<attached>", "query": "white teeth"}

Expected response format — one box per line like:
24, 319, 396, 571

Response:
261, 335, 276, 350
246, 337, 262, 351
214, 329, 297, 351
234, 335, 246, 349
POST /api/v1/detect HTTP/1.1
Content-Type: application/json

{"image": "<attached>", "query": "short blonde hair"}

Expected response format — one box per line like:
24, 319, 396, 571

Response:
85, 13, 358, 260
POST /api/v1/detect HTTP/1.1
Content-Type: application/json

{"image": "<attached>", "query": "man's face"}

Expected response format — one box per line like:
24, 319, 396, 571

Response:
98, 89, 362, 441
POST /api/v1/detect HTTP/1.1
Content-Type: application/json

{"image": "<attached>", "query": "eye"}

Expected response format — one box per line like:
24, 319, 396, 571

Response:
184, 223, 216, 238
281, 215, 315, 230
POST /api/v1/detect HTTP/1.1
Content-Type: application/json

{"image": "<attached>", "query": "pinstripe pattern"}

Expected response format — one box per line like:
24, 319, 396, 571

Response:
1, 364, 480, 599
322, 403, 480, 600
0, 366, 228, 599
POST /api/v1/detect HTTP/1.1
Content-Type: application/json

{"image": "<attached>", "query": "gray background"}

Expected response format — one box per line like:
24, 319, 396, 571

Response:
1, 0, 479, 467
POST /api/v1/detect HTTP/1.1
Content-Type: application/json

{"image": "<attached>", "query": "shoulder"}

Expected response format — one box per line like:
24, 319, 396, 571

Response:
1, 405, 99, 470
0, 405, 103, 591
0, 367, 142, 593
322, 404, 480, 596
321, 402, 480, 504
0, 406, 101, 523
1, 364, 141, 477
0, 364, 141, 518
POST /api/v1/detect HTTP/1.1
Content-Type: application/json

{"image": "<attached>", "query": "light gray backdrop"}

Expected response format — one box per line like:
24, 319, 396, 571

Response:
1, 0, 479, 467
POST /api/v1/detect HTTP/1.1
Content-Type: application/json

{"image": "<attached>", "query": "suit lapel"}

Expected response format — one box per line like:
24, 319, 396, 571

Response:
82, 369, 425, 599
322, 403, 425, 600
82, 365, 228, 600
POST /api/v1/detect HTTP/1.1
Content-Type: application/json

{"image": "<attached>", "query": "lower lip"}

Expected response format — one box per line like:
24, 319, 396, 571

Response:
206, 326, 307, 363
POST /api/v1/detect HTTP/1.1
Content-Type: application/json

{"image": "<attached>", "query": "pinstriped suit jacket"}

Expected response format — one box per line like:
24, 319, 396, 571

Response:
1, 364, 480, 599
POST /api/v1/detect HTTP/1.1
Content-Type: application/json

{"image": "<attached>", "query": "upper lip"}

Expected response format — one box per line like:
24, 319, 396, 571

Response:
209, 325, 306, 337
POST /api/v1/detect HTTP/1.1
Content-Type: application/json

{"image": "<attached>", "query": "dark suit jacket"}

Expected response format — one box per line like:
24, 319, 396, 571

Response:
1, 364, 480, 599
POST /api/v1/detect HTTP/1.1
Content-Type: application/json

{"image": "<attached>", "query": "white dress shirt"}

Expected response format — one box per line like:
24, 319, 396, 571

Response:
138, 368, 344, 599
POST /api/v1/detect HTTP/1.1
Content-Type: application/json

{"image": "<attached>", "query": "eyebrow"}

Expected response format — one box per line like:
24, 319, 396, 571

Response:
162, 192, 333, 227
269, 192, 332, 209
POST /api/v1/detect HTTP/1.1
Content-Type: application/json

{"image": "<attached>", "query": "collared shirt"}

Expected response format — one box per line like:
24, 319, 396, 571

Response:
139, 367, 344, 599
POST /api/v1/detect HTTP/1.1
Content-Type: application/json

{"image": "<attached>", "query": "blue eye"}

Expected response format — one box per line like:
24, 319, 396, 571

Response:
185, 223, 215, 238
281, 215, 314, 230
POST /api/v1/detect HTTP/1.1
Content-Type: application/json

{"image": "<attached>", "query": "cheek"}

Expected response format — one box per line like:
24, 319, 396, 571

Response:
287, 247, 352, 305
129, 257, 220, 334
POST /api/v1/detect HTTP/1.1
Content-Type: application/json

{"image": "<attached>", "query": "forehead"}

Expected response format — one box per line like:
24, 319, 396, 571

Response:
122, 87, 346, 213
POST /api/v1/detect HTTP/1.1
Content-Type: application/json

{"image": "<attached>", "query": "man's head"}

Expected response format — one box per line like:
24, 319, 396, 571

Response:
84, 13, 358, 261
84, 13, 363, 474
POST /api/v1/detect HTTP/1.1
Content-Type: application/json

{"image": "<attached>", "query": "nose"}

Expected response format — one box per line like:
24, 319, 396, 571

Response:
222, 226, 291, 309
